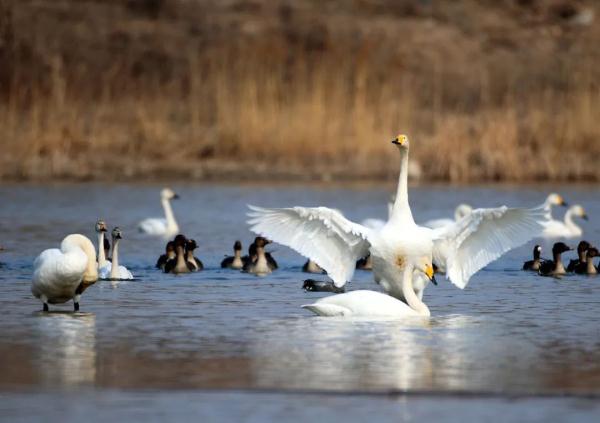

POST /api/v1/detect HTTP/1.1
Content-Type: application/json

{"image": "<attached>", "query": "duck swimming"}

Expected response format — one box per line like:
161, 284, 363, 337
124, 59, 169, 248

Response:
302, 279, 344, 293
355, 254, 373, 270
164, 235, 193, 274
156, 241, 175, 271
32, 234, 98, 311
567, 240, 590, 273
243, 237, 273, 276
538, 242, 572, 277
303, 259, 325, 274
185, 239, 204, 271
581, 247, 599, 275
221, 241, 244, 269
138, 188, 180, 239
523, 245, 544, 271
541, 204, 588, 238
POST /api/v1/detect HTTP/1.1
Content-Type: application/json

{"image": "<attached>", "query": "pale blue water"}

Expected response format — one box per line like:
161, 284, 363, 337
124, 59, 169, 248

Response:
0, 183, 599, 421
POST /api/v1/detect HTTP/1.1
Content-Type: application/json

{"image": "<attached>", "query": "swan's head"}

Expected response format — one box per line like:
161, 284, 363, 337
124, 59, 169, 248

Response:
391, 134, 409, 149
254, 236, 271, 248
161, 188, 179, 200
547, 193, 568, 207
95, 219, 107, 233
234, 240, 242, 251
186, 239, 198, 252
414, 256, 437, 286
577, 240, 590, 254
454, 204, 473, 221
552, 242, 572, 255
111, 227, 123, 240
570, 204, 588, 220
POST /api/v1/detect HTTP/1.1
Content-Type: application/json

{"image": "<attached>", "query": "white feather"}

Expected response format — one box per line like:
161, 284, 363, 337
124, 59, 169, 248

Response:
432, 206, 547, 289
248, 205, 371, 287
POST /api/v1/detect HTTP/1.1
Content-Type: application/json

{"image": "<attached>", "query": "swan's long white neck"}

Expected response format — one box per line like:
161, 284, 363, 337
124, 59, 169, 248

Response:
162, 197, 178, 233
402, 264, 430, 316
110, 238, 120, 279
390, 147, 414, 225
564, 209, 582, 235
62, 234, 98, 283
97, 232, 107, 268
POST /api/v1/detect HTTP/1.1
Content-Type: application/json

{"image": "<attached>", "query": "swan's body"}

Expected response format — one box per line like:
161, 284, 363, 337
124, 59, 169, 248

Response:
422, 204, 473, 230
138, 188, 180, 238
541, 205, 588, 238
302, 289, 423, 317
248, 135, 546, 315
99, 228, 133, 280
32, 234, 98, 311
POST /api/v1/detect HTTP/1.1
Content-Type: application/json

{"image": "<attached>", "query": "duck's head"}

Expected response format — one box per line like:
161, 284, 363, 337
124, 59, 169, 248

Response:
173, 234, 187, 247
161, 188, 180, 200
552, 242, 572, 255
254, 236, 271, 248
111, 227, 123, 240
165, 241, 175, 253
234, 240, 242, 251
547, 193, 568, 207
391, 134, 410, 149
586, 247, 599, 259
414, 256, 437, 286
577, 240, 590, 254
186, 239, 198, 252
95, 219, 107, 233
571, 204, 588, 220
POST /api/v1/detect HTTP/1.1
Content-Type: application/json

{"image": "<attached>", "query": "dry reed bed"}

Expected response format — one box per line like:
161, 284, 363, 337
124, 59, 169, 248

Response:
0, 0, 599, 182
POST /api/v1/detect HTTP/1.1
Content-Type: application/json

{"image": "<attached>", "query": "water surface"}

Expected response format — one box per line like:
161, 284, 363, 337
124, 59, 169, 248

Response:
1, 183, 599, 421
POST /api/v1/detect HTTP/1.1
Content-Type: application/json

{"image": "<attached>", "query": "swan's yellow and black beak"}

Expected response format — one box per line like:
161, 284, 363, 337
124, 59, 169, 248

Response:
173, 193, 180, 200
582, 213, 589, 221
426, 264, 437, 286
558, 195, 567, 207
391, 137, 400, 145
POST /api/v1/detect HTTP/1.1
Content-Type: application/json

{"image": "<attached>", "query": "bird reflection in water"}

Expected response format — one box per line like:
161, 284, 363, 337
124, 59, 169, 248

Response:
35, 312, 97, 387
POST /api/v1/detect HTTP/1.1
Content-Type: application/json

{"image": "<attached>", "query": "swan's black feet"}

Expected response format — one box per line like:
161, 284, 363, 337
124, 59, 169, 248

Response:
43, 303, 49, 312
302, 279, 345, 293
74, 302, 80, 311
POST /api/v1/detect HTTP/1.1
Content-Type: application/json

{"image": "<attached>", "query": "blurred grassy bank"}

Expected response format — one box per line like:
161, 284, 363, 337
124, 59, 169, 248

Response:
0, 0, 599, 182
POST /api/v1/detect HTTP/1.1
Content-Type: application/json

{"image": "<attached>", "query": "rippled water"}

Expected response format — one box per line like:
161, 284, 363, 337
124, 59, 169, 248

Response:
0, 183, 599, 421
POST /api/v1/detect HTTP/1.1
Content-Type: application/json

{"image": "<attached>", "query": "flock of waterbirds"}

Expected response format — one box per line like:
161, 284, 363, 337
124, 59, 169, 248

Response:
30, 135, 593, 317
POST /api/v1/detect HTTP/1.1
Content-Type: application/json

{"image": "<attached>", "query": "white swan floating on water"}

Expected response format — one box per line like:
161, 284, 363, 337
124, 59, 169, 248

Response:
248, 135, 547, 317
138, 188, 180, 238
541, 204, 588, 239
32, 234, 98, 311
422, 204, 473, 230
99, 227, 133, 280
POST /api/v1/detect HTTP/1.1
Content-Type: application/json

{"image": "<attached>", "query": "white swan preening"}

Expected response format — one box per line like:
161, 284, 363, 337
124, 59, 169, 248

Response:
422, 204, 473, 230
248, 134, 547, 317
32, 234, 98, 311
541, 204, 588, 238
138, 188, 180, 238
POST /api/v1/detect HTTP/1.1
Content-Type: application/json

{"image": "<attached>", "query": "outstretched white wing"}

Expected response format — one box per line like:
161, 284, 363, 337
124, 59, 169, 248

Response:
432, 206, 547, 289
248, 205, 371, 287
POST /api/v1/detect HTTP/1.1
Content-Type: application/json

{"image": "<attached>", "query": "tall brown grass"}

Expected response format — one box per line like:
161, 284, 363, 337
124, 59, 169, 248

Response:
0, 0, 599, 182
